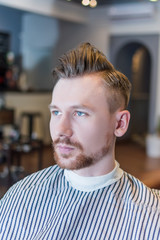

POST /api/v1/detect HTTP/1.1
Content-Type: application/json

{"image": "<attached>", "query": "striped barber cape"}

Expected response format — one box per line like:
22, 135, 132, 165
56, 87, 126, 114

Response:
0, 165, 160, 239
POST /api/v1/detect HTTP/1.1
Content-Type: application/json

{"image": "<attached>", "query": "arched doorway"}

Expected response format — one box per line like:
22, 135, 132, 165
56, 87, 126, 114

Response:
116, 42, 151, 142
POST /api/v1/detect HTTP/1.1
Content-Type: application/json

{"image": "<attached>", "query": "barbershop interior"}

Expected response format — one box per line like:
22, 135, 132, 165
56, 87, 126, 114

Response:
0, 0, 160, 198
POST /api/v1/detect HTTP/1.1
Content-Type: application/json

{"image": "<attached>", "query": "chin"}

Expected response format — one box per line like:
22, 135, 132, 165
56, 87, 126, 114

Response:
54, 151, 93, 170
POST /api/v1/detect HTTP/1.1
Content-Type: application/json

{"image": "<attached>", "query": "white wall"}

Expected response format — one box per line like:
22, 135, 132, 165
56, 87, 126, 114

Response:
20, 13, 59, 90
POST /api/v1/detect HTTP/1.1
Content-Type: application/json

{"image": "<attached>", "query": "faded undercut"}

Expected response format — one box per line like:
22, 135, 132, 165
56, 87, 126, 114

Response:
52, 42, 131, 112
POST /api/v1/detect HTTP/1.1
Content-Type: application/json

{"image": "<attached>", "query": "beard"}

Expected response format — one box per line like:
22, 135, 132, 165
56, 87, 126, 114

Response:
52, 137, 111, 170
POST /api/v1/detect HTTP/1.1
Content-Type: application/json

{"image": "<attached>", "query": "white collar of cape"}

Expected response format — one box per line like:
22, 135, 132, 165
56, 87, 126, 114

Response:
64, 161, 123, 192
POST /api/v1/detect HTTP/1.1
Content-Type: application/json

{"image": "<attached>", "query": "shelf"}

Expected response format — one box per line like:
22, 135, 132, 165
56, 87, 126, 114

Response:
0, 89, 51, 94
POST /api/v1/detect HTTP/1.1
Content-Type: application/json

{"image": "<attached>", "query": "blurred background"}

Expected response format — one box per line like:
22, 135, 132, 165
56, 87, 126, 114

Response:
0, 0, 160, 197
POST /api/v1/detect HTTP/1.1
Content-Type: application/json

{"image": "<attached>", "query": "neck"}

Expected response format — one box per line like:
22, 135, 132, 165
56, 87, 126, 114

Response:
73, 154, 116, 177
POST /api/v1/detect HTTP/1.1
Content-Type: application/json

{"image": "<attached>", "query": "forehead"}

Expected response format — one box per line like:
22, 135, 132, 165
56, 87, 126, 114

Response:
51, 75, 108, 108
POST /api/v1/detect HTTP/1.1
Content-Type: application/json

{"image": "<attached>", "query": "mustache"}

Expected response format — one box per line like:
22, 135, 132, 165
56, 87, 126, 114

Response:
53, 138, 83, 150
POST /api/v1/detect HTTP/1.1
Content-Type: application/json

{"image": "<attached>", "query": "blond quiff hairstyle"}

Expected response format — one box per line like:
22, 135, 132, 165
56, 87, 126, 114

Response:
52, 42, 131, 112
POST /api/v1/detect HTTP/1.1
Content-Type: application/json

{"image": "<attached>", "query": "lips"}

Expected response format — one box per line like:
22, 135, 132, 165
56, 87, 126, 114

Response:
57, 144, 75, 155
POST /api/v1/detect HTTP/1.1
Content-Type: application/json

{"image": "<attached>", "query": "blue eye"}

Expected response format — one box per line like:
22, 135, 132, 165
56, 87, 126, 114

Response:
76, 111, 86, 117
53, 111, 61, 116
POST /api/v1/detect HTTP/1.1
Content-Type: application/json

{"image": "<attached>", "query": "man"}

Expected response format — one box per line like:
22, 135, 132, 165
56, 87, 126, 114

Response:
0, 42, 160, 239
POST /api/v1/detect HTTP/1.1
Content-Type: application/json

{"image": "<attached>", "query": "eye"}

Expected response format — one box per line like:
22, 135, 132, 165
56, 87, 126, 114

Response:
74, 111, 86, 117
52, 110, 61, 116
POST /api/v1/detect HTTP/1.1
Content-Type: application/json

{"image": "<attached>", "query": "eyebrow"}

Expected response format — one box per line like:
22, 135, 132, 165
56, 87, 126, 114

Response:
71, 105, 95, 112
48, 104, 58, 110
48, 104, 94, 112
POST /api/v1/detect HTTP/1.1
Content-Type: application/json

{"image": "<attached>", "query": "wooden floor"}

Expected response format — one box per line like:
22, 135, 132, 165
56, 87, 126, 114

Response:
116, 141, 160, 189
0, 140, 160, 198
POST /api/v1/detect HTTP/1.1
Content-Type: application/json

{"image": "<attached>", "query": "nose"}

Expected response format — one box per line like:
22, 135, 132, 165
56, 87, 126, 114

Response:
55, 115, 73, 138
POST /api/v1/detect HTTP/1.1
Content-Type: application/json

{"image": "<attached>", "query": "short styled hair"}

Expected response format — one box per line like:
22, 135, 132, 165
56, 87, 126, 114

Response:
52, 42, 131, 112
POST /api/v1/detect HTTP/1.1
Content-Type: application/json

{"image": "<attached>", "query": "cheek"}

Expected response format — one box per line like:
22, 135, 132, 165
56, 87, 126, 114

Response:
82, 118, 115, 149
49, 117, 55, 140
78, 123, 108, 149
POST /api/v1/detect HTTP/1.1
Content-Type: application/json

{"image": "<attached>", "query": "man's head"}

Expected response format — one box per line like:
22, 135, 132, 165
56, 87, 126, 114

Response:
50, 43, 131, 175
53, 42, 131, 113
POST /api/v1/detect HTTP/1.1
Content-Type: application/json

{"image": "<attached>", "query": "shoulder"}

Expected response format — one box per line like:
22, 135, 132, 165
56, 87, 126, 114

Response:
0, 165, 63, 203
118, 171, 160, 212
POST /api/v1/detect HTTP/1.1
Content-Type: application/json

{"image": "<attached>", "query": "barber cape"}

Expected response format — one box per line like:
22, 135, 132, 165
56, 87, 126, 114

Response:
0, 163, 160, 240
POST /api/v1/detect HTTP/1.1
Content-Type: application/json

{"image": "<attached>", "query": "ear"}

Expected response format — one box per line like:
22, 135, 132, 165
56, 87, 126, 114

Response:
114, 110, 130, 137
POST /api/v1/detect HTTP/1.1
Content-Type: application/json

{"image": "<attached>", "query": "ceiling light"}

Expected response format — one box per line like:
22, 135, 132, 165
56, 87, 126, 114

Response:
89, 0, 97, 8
82, 0, 90, 6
